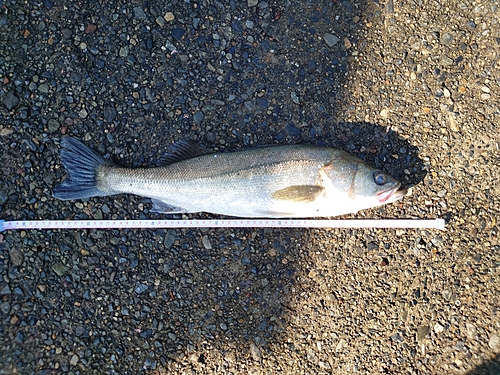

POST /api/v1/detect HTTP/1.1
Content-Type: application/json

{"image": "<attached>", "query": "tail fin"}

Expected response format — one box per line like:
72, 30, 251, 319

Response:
53, 136, 110, 200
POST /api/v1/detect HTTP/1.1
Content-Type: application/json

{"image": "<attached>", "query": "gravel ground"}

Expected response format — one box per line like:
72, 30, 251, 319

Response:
1, 0, 499, 374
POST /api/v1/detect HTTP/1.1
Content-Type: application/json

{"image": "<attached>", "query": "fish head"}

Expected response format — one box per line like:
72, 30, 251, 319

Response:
322, 154, 407, 213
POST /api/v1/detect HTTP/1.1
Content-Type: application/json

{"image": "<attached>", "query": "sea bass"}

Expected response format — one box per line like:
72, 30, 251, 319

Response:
53, 136, 407, 218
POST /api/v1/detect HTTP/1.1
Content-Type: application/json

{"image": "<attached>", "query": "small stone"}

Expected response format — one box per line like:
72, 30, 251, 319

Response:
164, 230, 176, 249
489, 333, 500, 351
0, 302, 10, 314
248, 0, 258, 6
9, 248, 24, 266
164, 12, 175, 22
135, 283, 148, 294
434, 323, 444, 333
103, 107, 117, 122
93, 209, 103, 220
155, 16, 165, 27
85, 24, 97, 33
48, 119, 60, 133
52, 263, 69, 276
250, 342, 261, 361
481, 86, 490, 93
441, 55, 454, 66
344, 37, 352, 49
0, 285, 11, 295
291, 92, 299, 104
417, 325, 430, 342
133, 6, 147, 19
480, 93, 491, 100
380, 108, 390, 118
323, 33, 340, 47
70, 354, 79, 366
4, 91, 19, 110
37, 284, 47, 292
441, 32, 453, 45
193, 110, 204, 122
0, 128, 13, 136
38, 83, 49, 93
172, 28, 185, 40
466, 323, 477, 338
448, 115, 459, 132
61, 28, 72, 37
119, 46, 128, 57
202, 235, 212, 250
78, 108, 88, 118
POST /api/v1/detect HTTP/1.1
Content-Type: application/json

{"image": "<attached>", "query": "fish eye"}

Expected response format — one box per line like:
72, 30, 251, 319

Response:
373, 171, 387, 185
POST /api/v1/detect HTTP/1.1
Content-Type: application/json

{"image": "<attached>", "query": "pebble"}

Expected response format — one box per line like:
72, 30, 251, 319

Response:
9, 248, 24, 266
48, 119, 60, 133
38, 83, 49, 94
248, 0, 258, 6
250, 342, 261, 361
133, 6, 147, 19
441, 32, 453, 45
78, 109, 88, 118
434, 323, 444, 333
155, 16, 165, 27
441, 55, 454, 66
104, 107, 117, 122
70, 354, 79, 366
323, 33, 340, 47
52, 263, 69, 276
193, 110, 204, 122
119, 46, 128, 57
416, 325, 430, 342
291, 92, 299, 104
0, 285, 11, 295
3, 91, 19, 110
164, 230, 176, 249
0, 302, 10, 314
489, 333, 500, 350
135, 284, 148, 294
172, 28, 185, 40
480, 93, 491, 100
164, 12, 175, 22
202, 235, 212, 250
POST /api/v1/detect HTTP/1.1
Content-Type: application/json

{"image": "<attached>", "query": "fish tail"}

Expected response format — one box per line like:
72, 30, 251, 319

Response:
53, 136, 110, 200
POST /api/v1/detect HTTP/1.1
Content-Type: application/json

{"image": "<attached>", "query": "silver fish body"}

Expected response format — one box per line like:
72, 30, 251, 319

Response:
53, 137, 407, 218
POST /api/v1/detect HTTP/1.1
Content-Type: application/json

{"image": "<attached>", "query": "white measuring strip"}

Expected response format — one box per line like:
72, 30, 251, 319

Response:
0, 218, 445, 231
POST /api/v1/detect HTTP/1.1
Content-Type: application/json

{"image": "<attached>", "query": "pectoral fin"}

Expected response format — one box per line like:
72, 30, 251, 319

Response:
271, 185, 324, 203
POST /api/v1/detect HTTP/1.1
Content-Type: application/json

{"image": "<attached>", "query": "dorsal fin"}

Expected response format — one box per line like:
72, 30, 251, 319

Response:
159, 140, 210, 166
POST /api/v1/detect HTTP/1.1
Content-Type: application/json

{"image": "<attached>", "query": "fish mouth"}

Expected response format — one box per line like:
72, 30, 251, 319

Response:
376, 184, 408, 203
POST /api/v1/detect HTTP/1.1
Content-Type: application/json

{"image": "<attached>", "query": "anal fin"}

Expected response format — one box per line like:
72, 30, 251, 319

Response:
150, 199, 190, 214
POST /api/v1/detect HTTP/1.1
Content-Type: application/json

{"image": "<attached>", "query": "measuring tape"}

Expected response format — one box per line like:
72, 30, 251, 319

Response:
0, 218, 445, 231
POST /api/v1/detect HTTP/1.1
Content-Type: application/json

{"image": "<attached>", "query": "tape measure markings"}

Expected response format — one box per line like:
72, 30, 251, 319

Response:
0, 219, 445, 232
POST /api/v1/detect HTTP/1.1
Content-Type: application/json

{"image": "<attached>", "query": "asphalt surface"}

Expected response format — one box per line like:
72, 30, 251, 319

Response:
1, 0, 499, 374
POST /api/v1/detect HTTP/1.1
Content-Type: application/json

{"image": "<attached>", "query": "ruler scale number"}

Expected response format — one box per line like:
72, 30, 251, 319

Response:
0, 219, 445, 232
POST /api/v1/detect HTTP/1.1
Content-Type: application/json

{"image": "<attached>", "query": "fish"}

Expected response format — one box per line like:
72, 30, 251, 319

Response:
52, 136, 407, 218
